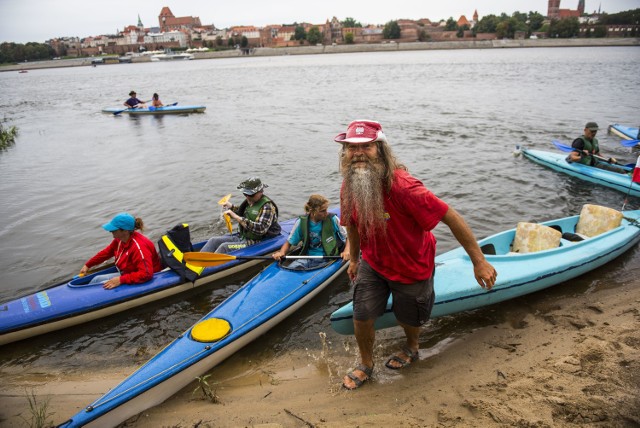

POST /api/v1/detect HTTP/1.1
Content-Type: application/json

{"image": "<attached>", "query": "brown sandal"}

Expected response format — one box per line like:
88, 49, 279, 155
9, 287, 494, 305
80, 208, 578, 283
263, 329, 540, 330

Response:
385, 346, 418, 370
342, 364, 373, 390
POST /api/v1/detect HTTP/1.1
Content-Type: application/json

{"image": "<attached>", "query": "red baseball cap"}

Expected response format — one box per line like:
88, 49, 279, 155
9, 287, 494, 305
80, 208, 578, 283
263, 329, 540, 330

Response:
334, 120, 387, 144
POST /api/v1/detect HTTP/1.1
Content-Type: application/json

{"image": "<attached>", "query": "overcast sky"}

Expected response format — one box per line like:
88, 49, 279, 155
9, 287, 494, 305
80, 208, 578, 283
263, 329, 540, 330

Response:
1, 0, 637, 43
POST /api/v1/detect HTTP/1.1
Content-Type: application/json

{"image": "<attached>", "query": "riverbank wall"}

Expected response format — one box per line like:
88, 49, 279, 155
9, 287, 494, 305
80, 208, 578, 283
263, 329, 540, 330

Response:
2, 38, 638, 72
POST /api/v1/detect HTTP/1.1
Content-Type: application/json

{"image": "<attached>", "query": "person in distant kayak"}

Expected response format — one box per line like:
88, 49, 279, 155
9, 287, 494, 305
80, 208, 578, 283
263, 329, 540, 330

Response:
272, 194, 349, 269
334, 120, 497, 390
200, 177, 281, 254
80, 212, 162, 289
151, 93, 164, 108
123, 90, 146, 109
566, 122, 628, 174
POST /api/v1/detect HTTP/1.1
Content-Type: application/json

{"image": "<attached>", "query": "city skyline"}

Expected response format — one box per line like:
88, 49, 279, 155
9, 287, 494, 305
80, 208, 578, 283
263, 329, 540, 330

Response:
1, 0, 638, 44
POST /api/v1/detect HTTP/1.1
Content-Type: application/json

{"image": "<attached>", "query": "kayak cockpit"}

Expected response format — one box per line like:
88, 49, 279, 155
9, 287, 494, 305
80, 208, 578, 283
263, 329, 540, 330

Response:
67, 266, 119, 288
479, 204, 624, 257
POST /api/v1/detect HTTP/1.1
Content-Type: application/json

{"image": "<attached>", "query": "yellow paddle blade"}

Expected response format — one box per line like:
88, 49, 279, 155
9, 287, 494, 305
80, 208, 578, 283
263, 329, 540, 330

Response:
218, 193, 232, 205
223, 213, 233, 233
183, 252, 238, 267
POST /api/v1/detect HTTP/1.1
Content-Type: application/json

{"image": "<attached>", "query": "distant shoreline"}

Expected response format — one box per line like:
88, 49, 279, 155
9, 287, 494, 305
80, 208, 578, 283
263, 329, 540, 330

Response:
2, 37, 639, 72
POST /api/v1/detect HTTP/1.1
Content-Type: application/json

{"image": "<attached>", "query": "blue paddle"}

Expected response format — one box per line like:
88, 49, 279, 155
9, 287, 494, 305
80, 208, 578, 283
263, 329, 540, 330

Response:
620, 139, 639, 147
552, 140, 634, 169
112, 107, 133, 116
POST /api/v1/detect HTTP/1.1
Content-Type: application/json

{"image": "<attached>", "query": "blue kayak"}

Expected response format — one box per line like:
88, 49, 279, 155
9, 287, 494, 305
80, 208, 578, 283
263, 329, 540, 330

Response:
608, 123, 639, 140
330, 208, 640, 335
522, 148, 639, 198
58, 257, 348, 427
101, 105, 206, 115
0, 219, 295, 346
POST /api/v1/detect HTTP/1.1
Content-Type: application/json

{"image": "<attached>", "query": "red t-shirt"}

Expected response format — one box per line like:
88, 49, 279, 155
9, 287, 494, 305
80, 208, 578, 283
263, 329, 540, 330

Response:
85, 231, 162, 284
341, 169, 448, 283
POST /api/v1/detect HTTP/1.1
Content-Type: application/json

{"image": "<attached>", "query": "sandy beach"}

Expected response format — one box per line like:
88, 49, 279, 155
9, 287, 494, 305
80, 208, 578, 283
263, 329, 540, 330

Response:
1, 270, 638, 428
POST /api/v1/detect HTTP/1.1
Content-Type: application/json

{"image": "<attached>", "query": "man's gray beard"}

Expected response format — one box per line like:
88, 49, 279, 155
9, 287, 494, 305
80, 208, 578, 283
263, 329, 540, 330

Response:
344, 163, 386, 241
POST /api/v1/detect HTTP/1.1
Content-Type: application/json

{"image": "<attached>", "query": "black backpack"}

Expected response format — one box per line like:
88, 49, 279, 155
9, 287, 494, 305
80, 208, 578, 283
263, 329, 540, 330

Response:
157, 223, 203, 283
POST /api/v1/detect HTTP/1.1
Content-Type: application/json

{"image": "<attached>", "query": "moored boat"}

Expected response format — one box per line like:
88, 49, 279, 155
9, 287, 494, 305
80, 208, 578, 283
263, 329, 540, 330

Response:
58, 256, 348, 427
150, 51, 194, 61
101, 105, 206, 115
0, 220, 295, 346
608, 123, 639, 141
330, 205, 640, 335
522, 148, 639, 198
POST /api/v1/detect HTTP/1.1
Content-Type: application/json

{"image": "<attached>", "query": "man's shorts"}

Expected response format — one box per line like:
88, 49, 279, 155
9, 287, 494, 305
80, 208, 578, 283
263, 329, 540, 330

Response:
352, 259, 435, 327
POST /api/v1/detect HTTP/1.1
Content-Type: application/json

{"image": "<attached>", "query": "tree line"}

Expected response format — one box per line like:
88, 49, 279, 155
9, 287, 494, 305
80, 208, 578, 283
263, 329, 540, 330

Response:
1, 42, 57, 64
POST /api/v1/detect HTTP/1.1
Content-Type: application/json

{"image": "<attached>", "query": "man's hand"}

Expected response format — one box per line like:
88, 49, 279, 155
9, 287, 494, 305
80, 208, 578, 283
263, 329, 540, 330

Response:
474, 260, 497, 291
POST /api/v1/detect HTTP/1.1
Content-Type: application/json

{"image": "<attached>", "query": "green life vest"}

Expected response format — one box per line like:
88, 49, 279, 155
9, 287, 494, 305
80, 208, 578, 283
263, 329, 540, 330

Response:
238, 196, 281, 241
298, 214, 343, 256
576, 136, 599, 166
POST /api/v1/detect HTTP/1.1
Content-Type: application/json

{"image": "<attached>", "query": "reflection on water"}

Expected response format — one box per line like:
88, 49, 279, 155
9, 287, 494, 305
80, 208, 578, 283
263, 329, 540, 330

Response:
0, 47, 638, 376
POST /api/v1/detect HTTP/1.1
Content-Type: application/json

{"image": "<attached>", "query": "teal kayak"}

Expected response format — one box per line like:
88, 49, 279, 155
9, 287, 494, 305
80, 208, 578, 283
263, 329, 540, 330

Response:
101, 105, 206, 115
58, 257, 348, 427
330, 208, 640, 335
522, 148, 639, 198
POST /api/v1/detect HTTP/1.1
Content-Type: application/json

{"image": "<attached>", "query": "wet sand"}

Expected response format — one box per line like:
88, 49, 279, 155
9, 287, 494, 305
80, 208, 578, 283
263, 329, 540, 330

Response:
1, 277, 639, 427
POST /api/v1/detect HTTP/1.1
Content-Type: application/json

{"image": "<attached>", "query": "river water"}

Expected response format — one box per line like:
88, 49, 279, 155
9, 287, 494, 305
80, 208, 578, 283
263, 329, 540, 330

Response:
0, 47, 639, 376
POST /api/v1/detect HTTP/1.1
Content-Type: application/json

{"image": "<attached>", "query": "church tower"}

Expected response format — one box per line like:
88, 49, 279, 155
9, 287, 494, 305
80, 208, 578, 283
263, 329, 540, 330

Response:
159, 7, 175, 32
548, 0, 560, 19
577, 0, 585, 14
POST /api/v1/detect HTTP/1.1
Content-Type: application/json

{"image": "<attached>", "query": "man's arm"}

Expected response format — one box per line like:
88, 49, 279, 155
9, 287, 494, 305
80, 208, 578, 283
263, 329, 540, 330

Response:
440, 207, 497, 290
568, 138, 586, 162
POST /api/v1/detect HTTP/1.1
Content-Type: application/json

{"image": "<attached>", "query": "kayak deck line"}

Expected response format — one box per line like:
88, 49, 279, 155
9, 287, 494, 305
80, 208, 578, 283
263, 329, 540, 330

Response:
84, 345, 211, 412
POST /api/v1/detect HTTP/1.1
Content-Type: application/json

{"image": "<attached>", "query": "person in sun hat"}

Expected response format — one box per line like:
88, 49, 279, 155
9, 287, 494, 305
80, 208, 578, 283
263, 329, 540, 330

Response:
566, 121, 628, 174
123, 90, 146, 109
200, 177, 281, 254
334, 119, 497, 390
80, 212, 162, 289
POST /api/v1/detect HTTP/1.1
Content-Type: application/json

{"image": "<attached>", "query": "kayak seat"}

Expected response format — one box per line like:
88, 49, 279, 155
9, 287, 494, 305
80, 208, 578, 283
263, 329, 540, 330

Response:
561, 232, 584, 242
548, 224, 562, 233
511, 222, 562, 254
575, 204, 623, 238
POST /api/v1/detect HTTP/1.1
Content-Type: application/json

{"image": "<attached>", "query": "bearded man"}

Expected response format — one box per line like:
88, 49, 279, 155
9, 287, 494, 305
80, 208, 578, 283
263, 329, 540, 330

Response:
335, 120, 497, 390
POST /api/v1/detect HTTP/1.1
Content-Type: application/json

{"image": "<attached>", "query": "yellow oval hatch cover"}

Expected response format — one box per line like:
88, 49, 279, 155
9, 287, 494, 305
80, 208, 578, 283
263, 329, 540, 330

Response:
191, 318, 232, 342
